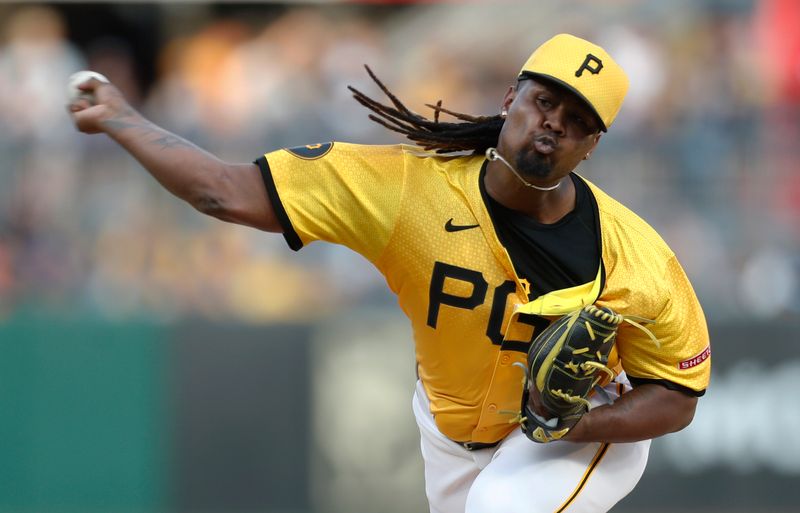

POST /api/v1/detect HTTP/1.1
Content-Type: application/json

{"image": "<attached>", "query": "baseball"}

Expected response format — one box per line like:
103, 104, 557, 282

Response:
67, 70, 109, 104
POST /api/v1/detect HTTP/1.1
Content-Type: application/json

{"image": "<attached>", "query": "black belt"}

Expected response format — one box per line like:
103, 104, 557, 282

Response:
457, 440, 500, 451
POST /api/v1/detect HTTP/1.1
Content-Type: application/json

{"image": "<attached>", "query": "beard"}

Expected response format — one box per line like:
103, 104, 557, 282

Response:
514, 148, 553, 180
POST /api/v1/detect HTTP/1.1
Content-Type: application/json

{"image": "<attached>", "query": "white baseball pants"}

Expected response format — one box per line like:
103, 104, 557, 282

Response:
412, 379, 651, 513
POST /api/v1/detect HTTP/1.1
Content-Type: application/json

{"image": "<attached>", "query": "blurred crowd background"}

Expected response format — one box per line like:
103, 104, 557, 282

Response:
1, 1, 799, 513
1, 0, 798, 323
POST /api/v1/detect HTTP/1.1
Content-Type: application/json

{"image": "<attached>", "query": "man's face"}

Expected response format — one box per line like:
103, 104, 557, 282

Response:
497, 78, 602, 183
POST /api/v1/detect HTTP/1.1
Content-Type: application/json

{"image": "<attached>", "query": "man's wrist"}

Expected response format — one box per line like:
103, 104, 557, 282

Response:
561, 413, 591, 442
101, 105, 144, 136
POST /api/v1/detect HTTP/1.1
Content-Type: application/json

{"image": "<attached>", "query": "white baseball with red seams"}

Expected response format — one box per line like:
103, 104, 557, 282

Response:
67, 71, 109, 104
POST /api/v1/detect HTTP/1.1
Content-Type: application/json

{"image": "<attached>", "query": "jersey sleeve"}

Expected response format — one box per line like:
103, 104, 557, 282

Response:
617, 256, 711, 396
254, 142, 405, 262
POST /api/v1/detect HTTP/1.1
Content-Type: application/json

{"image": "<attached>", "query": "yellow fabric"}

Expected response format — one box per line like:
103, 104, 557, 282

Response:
263, 143, 404, 262
263, 143, 710, 444
587, 184, 712, 391
518, 33, 629, 130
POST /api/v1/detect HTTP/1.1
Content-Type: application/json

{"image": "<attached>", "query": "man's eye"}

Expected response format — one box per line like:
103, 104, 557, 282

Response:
536, 97, 552, 108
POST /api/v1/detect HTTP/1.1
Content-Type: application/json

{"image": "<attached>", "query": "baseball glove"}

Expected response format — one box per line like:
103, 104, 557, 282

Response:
516, 304, 624, 443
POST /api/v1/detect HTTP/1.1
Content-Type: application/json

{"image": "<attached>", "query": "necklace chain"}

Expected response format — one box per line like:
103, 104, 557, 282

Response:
485, 148, 561, 192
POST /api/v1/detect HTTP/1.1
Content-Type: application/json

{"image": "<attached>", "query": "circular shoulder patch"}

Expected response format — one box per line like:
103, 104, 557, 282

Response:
285, 142, 334, 160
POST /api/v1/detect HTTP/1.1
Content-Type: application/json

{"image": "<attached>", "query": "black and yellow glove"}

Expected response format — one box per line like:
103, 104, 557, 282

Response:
518, 304, 623, 443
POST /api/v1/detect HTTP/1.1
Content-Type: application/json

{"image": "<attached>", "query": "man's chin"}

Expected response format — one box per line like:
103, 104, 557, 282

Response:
516, 156, 553, 181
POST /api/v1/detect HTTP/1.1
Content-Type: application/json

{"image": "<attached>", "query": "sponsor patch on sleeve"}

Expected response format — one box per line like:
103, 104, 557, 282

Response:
285, 142, 334, 160
678, 345, 711, 370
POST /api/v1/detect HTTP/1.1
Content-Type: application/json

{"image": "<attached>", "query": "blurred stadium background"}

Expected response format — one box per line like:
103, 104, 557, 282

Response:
0, 0, 799, 512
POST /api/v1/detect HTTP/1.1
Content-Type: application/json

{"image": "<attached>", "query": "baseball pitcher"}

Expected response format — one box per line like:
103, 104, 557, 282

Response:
70, 33, 711, 513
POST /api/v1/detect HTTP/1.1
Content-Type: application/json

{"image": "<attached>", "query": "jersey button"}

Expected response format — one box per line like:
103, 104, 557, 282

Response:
487, 403, 497, 413
500, 354, 511, 365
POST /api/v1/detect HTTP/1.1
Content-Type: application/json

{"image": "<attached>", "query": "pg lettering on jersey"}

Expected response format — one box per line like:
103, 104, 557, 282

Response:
427, 261, 550, 352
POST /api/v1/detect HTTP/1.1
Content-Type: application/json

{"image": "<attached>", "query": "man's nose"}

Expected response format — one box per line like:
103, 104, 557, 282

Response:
542, 106, 565, 135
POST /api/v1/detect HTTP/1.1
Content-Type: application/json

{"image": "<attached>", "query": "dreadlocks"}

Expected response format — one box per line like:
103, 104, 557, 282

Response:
348, 65, 505, 155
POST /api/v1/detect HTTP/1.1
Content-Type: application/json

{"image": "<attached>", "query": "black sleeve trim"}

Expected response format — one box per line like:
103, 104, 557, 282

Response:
254, 155, 303, 251
627, 376, 706, 397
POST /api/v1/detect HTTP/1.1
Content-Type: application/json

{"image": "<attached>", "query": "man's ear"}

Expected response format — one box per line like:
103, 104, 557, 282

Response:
501, 85, 516, 114
585, 133, 602, 160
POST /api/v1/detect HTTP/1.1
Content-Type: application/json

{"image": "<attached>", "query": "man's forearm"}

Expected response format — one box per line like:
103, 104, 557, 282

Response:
564, 383, 698, 443
101, 107, 229, 212
70, 78, 277, 231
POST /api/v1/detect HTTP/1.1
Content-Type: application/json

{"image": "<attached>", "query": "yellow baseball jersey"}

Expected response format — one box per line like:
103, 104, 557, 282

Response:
255, 142, 711, 444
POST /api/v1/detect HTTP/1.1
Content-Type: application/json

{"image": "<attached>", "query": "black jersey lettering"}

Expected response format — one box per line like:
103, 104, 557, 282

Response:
427, 262, 488, 328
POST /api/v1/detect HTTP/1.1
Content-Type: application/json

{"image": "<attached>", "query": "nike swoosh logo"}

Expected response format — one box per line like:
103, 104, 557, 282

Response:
445, 218, 480, 232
